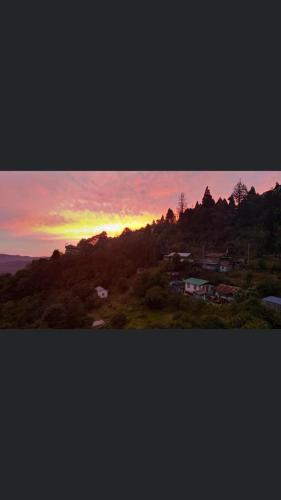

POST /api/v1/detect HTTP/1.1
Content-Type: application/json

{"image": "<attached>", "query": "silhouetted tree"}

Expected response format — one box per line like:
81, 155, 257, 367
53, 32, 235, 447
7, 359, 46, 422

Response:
232, 180, 248, 206
177, 192, 187, 219
202, 186, 215, 208
51, 249, 61, 260
165, 208, 176, 224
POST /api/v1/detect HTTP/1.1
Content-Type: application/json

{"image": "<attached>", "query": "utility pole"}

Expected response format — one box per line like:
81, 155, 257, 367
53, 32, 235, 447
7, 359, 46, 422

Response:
247, 243, 250, 266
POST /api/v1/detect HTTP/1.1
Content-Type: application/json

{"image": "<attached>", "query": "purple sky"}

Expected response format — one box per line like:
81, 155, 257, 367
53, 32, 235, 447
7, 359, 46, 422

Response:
0, 171, 279, 256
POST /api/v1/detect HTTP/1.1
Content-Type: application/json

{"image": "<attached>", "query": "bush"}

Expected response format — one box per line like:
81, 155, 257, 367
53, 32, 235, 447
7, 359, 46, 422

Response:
41, 303, 66, 328
243, 318, 271, 329
258, 259, 267, 270
111, 312, 127, 328
257, 278, 281, 298
200, 314, 226, 329
144, 286, 167, 309
117, 277, 129, 293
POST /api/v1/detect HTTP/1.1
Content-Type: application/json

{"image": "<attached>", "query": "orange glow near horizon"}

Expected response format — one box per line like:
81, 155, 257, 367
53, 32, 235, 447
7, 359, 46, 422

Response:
33, 209, 159, 242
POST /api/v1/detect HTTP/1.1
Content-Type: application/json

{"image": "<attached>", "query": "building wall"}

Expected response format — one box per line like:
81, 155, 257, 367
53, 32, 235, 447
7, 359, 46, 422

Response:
263, 300, 281, 312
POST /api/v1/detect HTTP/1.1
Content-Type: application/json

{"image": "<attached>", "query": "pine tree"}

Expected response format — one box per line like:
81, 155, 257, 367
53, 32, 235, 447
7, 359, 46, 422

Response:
232, 179, 248, 205
165, 208, 176, 224
202, 186, 215, 208
228, 195, 235, 209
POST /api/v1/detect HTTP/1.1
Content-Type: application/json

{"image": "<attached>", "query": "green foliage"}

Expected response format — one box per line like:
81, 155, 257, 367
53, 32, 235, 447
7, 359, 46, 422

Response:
110, 312, 127, 328
117, 277, 129, 293
144, 286, 167, 309
200, 314, 226, 329
257, 278, 281, 298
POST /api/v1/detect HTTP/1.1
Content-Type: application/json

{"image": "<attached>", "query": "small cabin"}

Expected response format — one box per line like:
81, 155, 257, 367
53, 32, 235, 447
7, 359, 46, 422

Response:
202, 259, 220, 272
215, 284, 240, 302
95, 286, 108, 299
262, 296, 281, 313
164, 252, 192, 262
184, 278, 214, 299
219, 258, 234, 273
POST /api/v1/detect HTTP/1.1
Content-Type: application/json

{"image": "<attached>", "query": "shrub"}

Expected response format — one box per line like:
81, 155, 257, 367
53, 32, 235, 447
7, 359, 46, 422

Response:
41, 303, 66, 328
257, 278, 281, 298
243, 318, 271, 329
144, 286, 167, 309
117, 277, 129, 293
111, 312, 127, 328
200, 314, 226, 329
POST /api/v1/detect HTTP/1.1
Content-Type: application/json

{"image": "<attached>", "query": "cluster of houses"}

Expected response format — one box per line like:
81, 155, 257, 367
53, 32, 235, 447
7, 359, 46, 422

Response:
169, 277, 240, 303
164, 249, 244, 273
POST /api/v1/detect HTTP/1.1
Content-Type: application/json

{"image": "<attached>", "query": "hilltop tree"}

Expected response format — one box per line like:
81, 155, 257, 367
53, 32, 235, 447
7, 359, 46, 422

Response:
202, 186, 215, 208
248, 186, 256, 196
165, 208, 176, 224
228, 195, 235, 209
177, 192, 187, 219
157, 215, 165, 224
232, 180, 248, 206
51, 249, 61, 260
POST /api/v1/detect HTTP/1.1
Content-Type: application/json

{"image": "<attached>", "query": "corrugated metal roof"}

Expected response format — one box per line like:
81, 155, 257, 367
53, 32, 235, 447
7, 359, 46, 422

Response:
184, 277, 209, 286
262, 296, 281, 305
216, 284, 239, 295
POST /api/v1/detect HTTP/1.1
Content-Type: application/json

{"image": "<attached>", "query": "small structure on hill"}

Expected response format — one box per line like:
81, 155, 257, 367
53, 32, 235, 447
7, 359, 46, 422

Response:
95, 286, 108, 299
201, 251, 236, 273
92, 319, 106, 329
184, 277, 214, 299
164, 252, 192, 262
262, 296, 281, 313
215, 284, 240, 303
219, 258, 234, 273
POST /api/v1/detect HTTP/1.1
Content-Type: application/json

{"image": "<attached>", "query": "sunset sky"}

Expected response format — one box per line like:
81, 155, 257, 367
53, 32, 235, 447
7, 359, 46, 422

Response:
0, 171, 279, 256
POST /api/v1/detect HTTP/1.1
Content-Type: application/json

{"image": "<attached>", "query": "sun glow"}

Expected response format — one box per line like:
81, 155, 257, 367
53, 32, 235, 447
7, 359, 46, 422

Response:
33, 209, 159, 241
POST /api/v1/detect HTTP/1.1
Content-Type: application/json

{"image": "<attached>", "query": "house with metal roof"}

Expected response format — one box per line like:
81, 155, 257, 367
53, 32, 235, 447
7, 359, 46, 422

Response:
164, 252, 192, 262
184, 277, 214, 298
215, 283, 240, 302
262, 296, 281, 313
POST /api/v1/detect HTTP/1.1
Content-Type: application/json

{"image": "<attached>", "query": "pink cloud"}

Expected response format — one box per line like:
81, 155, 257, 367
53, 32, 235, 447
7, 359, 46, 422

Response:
0, 170, 280, 256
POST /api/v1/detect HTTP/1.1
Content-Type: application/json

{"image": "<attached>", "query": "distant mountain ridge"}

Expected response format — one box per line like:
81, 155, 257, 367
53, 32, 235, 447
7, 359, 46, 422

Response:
0, 254, 41, 275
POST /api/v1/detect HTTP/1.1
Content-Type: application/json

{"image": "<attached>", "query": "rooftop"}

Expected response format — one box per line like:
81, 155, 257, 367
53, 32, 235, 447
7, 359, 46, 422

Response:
216, 284, 239, 295
165, 252, 191, 258
95, 286, 107, 292
262, 296, 281, 305
184, 277, 209, 286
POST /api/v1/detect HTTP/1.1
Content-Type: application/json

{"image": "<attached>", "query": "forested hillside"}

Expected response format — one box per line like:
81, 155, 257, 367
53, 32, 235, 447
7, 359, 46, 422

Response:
1, 180, 281, 329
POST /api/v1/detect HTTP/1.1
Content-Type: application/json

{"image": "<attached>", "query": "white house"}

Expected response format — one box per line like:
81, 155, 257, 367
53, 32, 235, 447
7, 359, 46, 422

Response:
184, 278, 214, 298
95, 286, 108, 299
